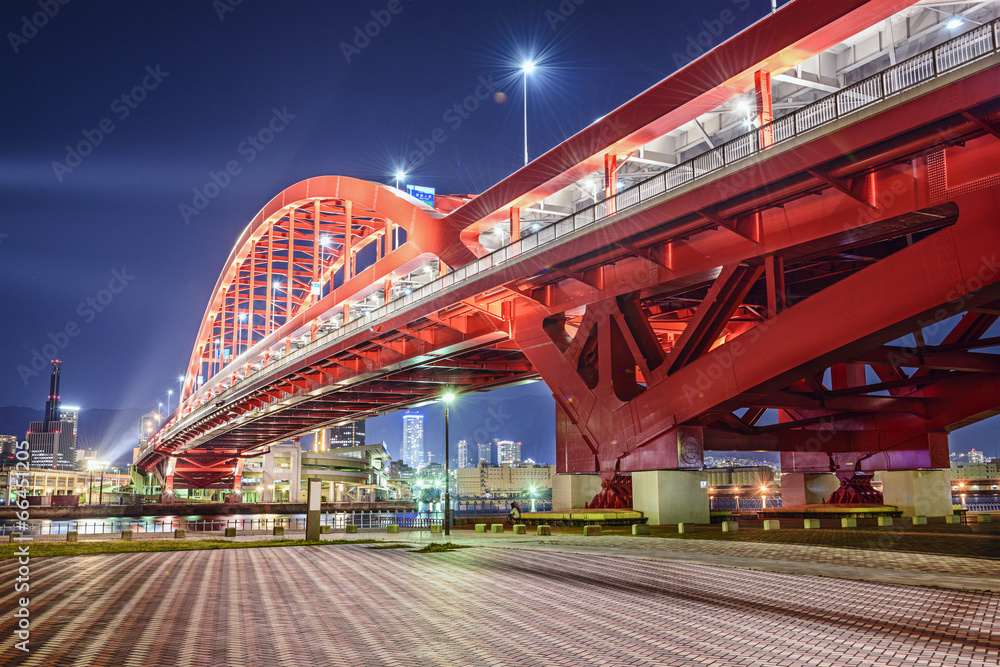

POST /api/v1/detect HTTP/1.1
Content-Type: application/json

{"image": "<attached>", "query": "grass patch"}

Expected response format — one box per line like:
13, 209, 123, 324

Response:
0, 538, 383, 560
365, 543, 412, 550
412, 542, 473, 553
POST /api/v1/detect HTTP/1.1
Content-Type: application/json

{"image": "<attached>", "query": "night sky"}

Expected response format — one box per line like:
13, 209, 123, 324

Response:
2, 0, 996, 462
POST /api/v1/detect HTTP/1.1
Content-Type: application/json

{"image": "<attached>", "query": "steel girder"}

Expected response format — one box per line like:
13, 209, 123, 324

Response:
141, 22, 999, 488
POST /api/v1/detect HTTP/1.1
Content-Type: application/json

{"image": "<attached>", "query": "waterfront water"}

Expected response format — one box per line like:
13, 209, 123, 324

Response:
0, 500, 553, 535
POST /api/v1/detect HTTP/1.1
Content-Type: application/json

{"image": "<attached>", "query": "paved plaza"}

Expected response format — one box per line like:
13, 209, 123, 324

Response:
1, 529, 998, 667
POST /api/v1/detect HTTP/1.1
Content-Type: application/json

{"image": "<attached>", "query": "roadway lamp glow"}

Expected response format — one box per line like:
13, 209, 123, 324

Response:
946, 17, 963, 29
521, 60, 535, 74
395, 171, 406, 181
442, 392, 456, 403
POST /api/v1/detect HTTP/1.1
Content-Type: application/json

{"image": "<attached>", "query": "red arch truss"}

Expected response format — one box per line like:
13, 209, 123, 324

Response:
176, 175, 476, 416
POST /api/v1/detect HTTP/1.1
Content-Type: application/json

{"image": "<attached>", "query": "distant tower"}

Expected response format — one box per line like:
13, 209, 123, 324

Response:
478, 442, 492, 466
43, 360, 62, 424
402, 412, 424, 468
139, 411, 160, 449
26, 360, 77, 470
328, 421, 365, 448
59, 406, 80, 439
457, 439, 470, 468
497, 440, 521, 466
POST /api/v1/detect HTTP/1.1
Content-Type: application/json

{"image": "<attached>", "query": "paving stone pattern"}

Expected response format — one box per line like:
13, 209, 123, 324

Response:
0, 545, 997, 667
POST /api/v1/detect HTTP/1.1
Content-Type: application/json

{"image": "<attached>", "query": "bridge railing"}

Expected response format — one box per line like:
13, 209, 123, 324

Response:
155, 19, 999, 449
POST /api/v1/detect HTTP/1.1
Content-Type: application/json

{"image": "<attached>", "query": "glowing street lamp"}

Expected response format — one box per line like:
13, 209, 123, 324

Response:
88, 459, 109, 505
395, 171, 406, 190
442, 391, 456, 536
521, 60, 535, 166
166, 388, 173, 418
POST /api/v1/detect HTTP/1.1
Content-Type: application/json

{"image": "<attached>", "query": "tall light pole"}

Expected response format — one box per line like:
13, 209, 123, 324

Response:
395, 171, 405, 190
166, 389, 173, 418
442, 391, 455, 536
521, 60, 535, 166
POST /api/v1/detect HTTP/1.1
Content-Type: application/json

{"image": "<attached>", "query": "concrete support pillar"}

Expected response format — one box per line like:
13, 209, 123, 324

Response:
632, 470, 709, 525
305, 479, 321, 541
882, 469, 952, 517
779, 473, 840, 506
290, 447, 302, 502
552, 473, 602, 510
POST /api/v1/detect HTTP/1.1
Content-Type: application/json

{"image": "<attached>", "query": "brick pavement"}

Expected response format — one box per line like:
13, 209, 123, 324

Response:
0, 543, 997, 667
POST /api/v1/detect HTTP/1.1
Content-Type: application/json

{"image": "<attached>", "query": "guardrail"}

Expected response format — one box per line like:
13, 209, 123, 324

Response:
965, 502, 1000, 512
156, 19, 1000, 450
0, 511, 443, 536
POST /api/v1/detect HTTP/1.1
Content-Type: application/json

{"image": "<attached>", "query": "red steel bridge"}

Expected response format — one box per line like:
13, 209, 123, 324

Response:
138, 0, 1000, 509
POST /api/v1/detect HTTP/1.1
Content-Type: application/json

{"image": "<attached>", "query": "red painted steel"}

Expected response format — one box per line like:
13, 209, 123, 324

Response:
138, 5, 1000, 500
827, 473, 883, 504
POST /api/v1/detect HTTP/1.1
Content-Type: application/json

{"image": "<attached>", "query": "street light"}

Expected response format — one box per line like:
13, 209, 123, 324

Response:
395, 171, 406, 190
521, 60, 535, 166
88, 459, 108, 505
166, 389, 173, 418
442, 391, 456, 536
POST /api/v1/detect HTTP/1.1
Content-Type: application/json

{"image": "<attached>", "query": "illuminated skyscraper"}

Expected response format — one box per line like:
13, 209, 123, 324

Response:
26, 361, 77, 470
60, 406, 80, 439
402, 412, 424, 468
139, 411, 160, 449
477, 442, 492, 466
328, 421, 365, 448
457, 439, 471, 468
497, 440, 522, 467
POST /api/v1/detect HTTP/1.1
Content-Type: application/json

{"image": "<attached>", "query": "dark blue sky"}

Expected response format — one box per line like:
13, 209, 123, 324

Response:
1, 0, 995, 461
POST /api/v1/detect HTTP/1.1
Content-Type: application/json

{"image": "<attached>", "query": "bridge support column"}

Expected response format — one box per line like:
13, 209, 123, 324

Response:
552, 474, 602, 510
881, 469, 952, 518
159, 461, 176, 504
780, 473, 840, 506
632, 470, 709, 526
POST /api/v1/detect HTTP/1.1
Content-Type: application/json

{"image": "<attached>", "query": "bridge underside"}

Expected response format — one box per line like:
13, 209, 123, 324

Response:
140, 28, 1000, 502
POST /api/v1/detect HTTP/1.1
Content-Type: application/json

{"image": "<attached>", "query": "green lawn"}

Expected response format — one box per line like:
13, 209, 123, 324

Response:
0, 538, 389, 560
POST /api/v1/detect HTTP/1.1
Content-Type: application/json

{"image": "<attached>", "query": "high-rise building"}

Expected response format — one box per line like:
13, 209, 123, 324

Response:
139, 411, 160, 449
0, 435, 18, 467
60, 406, 80, 439
457, 439, 471, 468
970, 449, 985, 464
477, 442, 492, 466
402, 412, 424, 468
328, 421, 365, 448
26, 361, 77, 470
497, 440, 522, 466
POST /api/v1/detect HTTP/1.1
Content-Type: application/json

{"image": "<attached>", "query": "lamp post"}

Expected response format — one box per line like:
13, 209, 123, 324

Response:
89, 460, 108, 505
395, 171, 405, 190
521, 60, 535, 166
442, 391, 456, 536
166, 389, 173, 418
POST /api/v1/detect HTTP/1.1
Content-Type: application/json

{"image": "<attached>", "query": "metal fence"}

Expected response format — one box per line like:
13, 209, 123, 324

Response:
965, 503, 1000, 512
150, 19, 1000, 447
710, 497, 783, 512
0, 511, 443, 536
